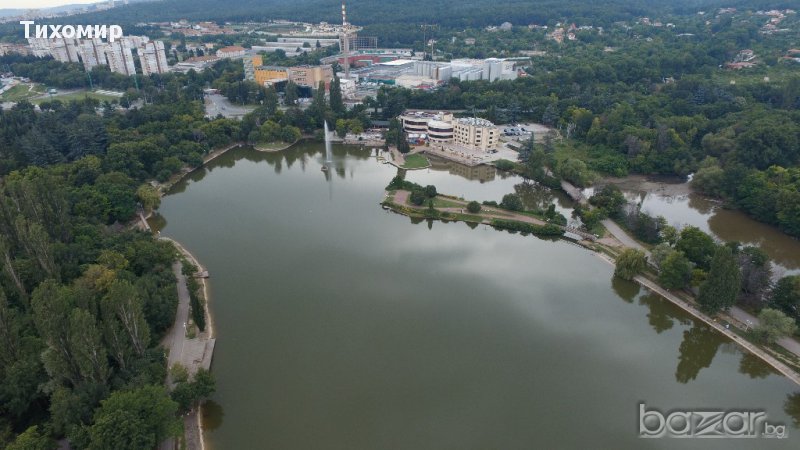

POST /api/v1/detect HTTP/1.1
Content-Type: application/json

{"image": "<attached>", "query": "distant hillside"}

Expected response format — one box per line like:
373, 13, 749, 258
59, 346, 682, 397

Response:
38, 0, 797, 28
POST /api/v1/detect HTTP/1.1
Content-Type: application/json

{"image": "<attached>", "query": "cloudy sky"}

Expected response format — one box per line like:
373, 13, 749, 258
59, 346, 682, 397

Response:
1, 0, 104, 9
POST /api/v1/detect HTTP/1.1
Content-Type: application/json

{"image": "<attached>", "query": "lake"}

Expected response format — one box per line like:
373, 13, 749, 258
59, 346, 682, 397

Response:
154, 143, 800, 449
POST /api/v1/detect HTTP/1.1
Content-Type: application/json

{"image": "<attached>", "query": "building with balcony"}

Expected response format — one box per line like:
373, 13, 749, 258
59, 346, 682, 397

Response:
398, 111, 498, 151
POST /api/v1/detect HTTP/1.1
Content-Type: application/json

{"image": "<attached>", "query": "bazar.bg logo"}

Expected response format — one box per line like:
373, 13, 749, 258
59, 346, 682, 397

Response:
639, 403, 787, 438
20, 20, 124, 42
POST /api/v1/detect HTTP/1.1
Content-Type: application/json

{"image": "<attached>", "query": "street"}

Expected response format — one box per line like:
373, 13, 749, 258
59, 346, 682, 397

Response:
204, 93, 255, 119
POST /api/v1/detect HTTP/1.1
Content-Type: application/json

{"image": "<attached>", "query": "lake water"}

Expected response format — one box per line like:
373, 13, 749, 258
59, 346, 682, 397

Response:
154, 143, 800, 449
583, 177, 800, 276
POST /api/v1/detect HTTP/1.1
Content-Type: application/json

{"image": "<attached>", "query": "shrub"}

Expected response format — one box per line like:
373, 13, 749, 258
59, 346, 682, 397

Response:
466, 201, 481, 213
500, 193, 523, 211
495, 159, 516, 171
410, 189, 426, 206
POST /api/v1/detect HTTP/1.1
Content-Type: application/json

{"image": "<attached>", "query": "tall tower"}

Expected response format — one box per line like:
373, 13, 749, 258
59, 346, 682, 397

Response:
341, 2, 350, 79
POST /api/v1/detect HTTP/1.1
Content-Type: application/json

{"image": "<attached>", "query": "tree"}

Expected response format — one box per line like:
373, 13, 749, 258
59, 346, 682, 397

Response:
752, 309, 797, 344
283, 81, 298, 106
136, 184, 161, 213
675, 226, 716, 270
737, 246, 772, 306
650, 243, 673, 270
88, 385, 181, 450
697, 246, 741, 314
6, 425, 51, 450
500, 193, 523, 211
329, 77, 344, 114
466, 201, 481, 213
658, 250, 692, 290
171, 368, 216, 413
614, 248, 647, 281
424, 185, 437, 198
409, 190, 426, 206
771, 275, 800, 324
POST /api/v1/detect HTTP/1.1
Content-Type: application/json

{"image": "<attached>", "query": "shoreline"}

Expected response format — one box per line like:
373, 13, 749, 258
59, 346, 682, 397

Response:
384, 188, 800, 386
158, 235, 214, 450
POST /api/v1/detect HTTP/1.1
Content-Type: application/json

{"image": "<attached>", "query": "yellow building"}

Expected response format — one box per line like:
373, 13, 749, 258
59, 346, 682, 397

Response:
254, 67, 289, 86
287, 65, 334, 89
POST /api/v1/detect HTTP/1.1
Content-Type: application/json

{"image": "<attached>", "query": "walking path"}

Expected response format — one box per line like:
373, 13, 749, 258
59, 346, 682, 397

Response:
389, 190, 596, 240
158, 238, 215, 450
599, 218, 800, 382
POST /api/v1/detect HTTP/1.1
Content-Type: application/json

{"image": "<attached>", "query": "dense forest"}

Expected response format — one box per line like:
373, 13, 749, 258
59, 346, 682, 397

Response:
1, 0, 800, 445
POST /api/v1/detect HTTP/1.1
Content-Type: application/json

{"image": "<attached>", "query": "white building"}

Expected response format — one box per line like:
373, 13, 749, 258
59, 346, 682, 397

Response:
399, 111, 498, 151
139, 41, 169, 75
27, 38, 51, 57
339, 77, 357, 98
79, 39, 108, 70
453, 117, 498, 151
216, 46, 246, 59
105, 41, 136, 76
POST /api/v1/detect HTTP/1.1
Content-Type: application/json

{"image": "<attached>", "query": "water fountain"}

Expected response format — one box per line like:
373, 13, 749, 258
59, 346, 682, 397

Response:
322, 121, 333, 171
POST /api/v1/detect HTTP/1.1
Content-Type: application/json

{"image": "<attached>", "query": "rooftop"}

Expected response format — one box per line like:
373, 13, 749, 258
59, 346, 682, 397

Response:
456, 117, 495, 127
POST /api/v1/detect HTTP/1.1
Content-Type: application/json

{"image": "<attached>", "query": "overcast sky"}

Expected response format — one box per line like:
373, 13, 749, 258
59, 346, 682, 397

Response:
0, 0, 103, 9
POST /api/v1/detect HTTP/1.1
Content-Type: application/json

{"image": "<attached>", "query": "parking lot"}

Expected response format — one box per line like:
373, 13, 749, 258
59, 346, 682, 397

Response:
500, 123, 554, 143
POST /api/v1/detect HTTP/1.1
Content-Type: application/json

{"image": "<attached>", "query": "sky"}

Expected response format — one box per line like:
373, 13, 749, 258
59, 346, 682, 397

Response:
0, 0, 104, 9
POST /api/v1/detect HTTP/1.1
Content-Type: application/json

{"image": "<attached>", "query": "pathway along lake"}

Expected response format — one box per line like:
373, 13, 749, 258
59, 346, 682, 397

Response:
153, 143, 800, 449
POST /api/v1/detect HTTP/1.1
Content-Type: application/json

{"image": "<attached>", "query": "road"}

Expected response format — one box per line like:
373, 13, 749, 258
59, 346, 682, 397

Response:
204, 93, 255, 119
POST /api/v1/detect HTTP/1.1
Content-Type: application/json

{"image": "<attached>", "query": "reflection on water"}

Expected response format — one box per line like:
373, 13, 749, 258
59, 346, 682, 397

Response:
639, 293, 689, 334
202, 400, 224, 431
585, 176, 800, 275
427, 156, 498, 182
611, 276, 640, 303
787, 393, 800, 428
739, 353, 779, 379
155, 143, 800, 449
675, 323, 727, 384
405, 156, 575, 221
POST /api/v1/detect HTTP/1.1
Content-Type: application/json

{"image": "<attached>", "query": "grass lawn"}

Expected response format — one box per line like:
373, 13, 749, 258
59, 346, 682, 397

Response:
31, 91, 120, 105
431, 197, 463, 208
0, 83, 44, 102
401, 153, 430, 169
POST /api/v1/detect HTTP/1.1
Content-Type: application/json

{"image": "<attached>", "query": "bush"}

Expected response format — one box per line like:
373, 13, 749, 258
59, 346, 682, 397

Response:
424, 185, 437, 197
386, 175, 422, 191
466, 201, 481, 213
495, 159, 516, 171
409, 189, 426, 206
491, 219, 563, 236
500, 193, 523, 211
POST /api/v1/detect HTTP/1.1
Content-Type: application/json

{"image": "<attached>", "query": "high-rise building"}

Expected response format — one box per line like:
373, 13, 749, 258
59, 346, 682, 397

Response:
139, 41, 169, 75
27, 38, 51, 57
49, 38, 81, 63
105, 41, 136, 76
79, 39, 108, 71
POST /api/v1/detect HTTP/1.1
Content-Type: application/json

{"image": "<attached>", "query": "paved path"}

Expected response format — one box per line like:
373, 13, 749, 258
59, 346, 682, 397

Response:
389, 190, 596, 241
600, 217, 800, 366
163, 262, 190, 377
728, 306, 800, 356
391, 190, 545, 226
601, 219, 648, 252
159, 251, 216, 450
